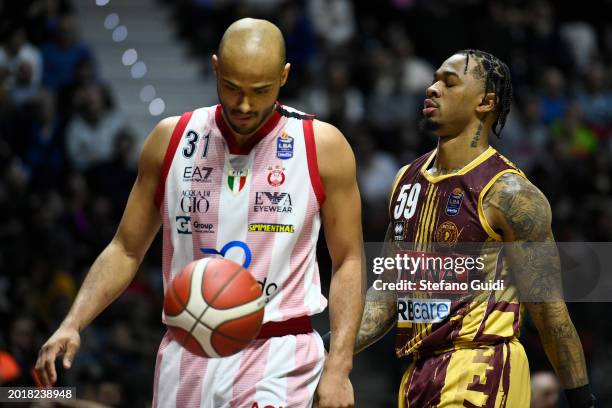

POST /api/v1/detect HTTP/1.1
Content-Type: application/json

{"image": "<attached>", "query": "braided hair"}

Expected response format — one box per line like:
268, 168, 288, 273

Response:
458, 49, 513, 138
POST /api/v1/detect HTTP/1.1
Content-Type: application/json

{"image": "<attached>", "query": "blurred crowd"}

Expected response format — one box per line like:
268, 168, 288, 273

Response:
0, 0, 611, 406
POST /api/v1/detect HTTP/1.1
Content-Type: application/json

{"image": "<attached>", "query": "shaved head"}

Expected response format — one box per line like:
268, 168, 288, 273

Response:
212, 18, 290, 136
218, 18, 286, 73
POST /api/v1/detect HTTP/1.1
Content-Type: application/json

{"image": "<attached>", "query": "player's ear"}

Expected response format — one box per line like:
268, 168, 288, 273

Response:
476, 92, 497, 114
280, 63, 290, 87
212, 54, 219, 78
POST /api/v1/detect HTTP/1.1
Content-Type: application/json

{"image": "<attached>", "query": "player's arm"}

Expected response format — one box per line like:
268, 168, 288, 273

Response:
35, 116, 179, 386
351, 165, 408, 353
484, 173, 595, 407
314, 120, 365, 407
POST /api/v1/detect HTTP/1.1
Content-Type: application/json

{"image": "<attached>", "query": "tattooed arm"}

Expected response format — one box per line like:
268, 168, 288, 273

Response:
483, 172, 590, 391
354, 223, 398, 353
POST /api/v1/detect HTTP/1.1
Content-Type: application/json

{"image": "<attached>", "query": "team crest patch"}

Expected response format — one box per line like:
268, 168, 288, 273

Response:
267, 165, 286, 187
276, 132, 294, 160
445, 188, 464, 216
435, 221, 462, 246
227, 168, 248, 195
393, 221, 405, 241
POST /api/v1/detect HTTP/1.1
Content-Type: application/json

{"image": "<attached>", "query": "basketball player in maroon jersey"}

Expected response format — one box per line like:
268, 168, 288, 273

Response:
335, 50, 594, 407
35, 19, 363, 408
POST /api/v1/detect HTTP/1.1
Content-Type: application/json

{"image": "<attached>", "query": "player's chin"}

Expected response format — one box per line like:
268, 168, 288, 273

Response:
419, 117, 441, 133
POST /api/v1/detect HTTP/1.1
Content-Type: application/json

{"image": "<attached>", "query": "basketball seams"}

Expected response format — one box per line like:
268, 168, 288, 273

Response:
165, 257, 265, 357
190, 258, 264, 356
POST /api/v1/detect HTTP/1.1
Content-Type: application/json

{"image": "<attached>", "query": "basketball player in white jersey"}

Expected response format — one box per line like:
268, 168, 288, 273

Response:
35, 18, 364, 408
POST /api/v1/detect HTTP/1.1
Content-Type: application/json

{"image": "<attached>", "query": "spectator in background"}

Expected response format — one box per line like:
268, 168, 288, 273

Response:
86, 130, 137, 223
57, 56, 106, 120
24, 89, 66, 185
525, 0, 574, 77
550, 100, 598, 159
66, 84, 125, 171
539, 67, 568, 125
577, 61, 612, 133
531, 371, 560, 408
41, 14, 93, 91
385, 25, 434, 97
308, 0, 356, 51
305, 60, 364, 127
494, 95, 548, 173
7, 316, 39, 386
0, 27, 42, 107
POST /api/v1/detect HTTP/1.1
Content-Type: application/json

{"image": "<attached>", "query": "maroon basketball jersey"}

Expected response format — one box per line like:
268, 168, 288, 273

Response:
389, 146, 526, 358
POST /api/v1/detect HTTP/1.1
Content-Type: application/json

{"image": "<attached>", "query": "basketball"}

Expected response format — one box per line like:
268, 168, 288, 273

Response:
163, 258, 266, 358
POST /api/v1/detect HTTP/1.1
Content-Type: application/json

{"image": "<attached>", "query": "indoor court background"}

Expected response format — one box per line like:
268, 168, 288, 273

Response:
0, 0, 611, 406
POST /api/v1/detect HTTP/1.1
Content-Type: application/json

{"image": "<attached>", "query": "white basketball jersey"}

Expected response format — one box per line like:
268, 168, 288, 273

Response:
155, 104, 328, 324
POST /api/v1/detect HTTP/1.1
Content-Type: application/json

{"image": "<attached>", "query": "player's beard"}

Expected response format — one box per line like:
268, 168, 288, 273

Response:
419, 117, 441, 134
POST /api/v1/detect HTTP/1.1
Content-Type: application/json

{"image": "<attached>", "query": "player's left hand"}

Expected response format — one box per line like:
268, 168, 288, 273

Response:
314, 368, 354, 408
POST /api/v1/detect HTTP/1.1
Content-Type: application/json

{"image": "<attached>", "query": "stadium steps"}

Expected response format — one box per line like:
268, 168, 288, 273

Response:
74, 0, 216, 151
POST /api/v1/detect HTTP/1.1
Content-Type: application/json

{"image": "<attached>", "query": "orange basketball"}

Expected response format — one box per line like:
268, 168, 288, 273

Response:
163, 258, 265, 357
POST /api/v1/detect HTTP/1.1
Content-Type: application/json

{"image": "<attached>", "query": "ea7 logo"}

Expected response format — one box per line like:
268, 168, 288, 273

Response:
183, 166, 213, 182
251, 403, 283, 408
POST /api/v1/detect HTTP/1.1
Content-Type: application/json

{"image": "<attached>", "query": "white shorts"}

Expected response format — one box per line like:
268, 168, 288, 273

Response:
152, 330, 325, 408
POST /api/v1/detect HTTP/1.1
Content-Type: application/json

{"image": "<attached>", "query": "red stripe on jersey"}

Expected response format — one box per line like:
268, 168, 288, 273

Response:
256, 316, 313, 338
303, 119, 326, 206
154, 111, 193, 209
215, 104, 282, 155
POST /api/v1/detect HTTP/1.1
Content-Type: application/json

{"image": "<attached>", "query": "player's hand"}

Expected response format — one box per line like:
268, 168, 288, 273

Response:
314, 369, 354, 408
35, 324, 81, 386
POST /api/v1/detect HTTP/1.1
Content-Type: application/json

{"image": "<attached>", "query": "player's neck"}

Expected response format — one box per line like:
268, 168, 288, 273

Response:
433, 122, 490, 172
223, 107, 277, 146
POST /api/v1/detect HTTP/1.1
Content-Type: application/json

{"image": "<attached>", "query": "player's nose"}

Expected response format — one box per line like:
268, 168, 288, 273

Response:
426, 84, 441, 99
238, 96, 251, 113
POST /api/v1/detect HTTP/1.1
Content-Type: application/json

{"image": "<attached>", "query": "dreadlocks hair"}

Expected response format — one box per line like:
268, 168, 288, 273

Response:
458, 49, 513, 138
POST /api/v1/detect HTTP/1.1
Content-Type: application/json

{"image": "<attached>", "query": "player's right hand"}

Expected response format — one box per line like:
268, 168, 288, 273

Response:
35, 324, 81, 386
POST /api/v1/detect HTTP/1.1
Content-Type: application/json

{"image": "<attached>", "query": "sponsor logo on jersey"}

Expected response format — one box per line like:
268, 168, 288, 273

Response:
248, 223, 295, 233
393, 221, 405, 241
227, 168, 248, 195
445, 188, 463, 216
254, 192, 293, 213
276, 132, 294, 160
266, 165, 285, 187
180, 190, 210, 213
398, 298, 451, 323
435, 221, 462, 246
201, 240, 252, 268
175, 216, 214, 234
257, 277, 278, 303
183, 166, 213, 183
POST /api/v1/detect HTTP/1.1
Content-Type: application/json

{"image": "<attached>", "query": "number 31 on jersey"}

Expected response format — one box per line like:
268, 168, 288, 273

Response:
393, 183, 421, 220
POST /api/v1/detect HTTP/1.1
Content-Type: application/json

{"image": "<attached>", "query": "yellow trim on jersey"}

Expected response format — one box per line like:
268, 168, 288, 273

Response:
398, 363, 413, 408
477, 169, 526, 242
388, 164, 411, 215
420, 146, 497, 183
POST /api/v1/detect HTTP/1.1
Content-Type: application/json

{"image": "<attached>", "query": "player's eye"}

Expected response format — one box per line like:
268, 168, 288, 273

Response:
255, 88, 269, 95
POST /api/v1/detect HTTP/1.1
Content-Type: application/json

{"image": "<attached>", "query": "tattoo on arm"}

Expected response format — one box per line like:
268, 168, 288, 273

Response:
354, 224, 397, 354
485, 173, 589, 388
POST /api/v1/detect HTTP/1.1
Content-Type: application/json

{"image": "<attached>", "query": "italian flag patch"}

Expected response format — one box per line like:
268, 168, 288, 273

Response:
227, 169, 248, 195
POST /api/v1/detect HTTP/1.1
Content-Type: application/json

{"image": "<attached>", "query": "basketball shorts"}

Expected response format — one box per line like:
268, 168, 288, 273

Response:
398, 338, 530, 408
152, 329, 325, 408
